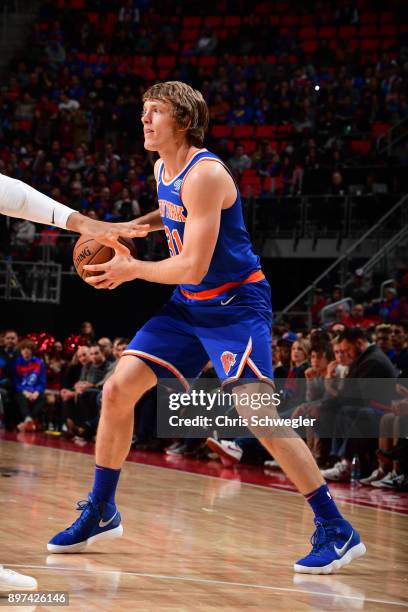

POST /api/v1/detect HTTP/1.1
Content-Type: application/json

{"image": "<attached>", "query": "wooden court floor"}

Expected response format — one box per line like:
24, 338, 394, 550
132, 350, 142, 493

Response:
0, 439, 407, 611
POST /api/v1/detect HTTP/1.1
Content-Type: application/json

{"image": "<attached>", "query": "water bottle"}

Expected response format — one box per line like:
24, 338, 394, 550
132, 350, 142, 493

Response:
351, 454, 361, 487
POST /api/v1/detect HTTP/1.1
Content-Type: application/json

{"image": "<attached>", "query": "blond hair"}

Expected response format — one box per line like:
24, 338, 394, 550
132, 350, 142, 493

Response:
143, 81, 209, 147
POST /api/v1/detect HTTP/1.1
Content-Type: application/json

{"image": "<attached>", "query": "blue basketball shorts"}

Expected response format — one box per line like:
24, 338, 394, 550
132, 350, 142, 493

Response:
123, 278, 273, 391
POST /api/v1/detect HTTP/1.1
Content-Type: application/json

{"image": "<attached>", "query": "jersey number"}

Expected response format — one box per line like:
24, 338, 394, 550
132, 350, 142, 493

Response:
165, 226, 183, 256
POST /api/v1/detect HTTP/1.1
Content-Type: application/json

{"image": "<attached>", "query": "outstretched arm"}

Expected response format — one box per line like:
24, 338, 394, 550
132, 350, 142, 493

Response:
0, 173, 149, 250
84, 161, 233, 289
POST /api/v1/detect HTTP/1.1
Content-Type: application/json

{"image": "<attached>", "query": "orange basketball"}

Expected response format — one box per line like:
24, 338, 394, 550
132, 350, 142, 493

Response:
73, 235, 136, 281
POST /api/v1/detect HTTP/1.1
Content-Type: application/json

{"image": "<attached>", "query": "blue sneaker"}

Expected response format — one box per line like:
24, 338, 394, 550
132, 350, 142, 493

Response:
294, 518, 366, 574
47, 493, 123, 553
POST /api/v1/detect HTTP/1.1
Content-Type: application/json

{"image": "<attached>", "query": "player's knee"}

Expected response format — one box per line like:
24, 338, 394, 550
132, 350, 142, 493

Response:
102, 377, 126, 407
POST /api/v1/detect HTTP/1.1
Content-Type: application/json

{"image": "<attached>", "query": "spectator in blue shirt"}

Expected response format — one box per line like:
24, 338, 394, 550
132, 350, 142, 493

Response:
13, 340, 46, 432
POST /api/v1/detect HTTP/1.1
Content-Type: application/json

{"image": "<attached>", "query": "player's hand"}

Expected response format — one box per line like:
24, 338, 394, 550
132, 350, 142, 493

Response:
84, 243, 139, 290
68, 214, 150, 249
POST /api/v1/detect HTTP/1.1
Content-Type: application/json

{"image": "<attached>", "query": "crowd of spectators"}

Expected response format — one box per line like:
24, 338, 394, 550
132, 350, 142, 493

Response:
1, 313, 407, 492
0, 0, 407, 251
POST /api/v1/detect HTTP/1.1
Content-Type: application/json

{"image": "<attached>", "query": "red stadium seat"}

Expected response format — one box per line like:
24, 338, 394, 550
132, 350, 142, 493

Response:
281, 15, 299, 26
242, 169, 258, 177
269, 15, 280, 26
158, 69, 171, 80
275, 2, 289, 12
240, 139, 257, 154
299, 27, 317, 39
180, 29, 200, 42
156, 56, 177, 68
381, 39, 395, 50
255, 2, 273, 13
254, 125, 276, 138
204, 16, 222, 27
183, 16, 201, 27
211, 125, 232, 138
224, 16, 242, 27
87, 13, 99, 24
18, 120, 32, 131
380, 12, 393, 23
359, 25, 377, 37
339, 26, 357, 38
360, 38, 380, 51
265, 54, 277, 64
197, 55, 217, 67
276, 124, 293, 136
300, 15, 314, 25
372, 122, 390, 138
240, 175, 261, 197
360, 12, 377, 24
71, 0, 84, 8
232, 125, 254, 139
350, 140, 372, 155
319, 26, 336, 39
379, 25, 397, 37
301, 41, 318, 53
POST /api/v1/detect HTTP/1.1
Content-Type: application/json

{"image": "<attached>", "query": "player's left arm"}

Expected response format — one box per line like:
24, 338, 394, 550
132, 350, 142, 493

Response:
84, 161, 232, 289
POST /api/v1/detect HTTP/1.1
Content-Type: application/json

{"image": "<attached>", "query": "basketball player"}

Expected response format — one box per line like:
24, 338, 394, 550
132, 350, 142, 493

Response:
0, 172, 149, 590
48, 82, 366, 574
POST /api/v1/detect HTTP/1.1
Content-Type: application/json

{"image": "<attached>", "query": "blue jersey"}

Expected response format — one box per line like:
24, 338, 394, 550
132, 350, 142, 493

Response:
157, 149, 262, 298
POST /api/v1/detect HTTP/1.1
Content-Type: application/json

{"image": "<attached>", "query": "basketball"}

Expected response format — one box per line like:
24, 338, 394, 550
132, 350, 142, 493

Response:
73, 236, 136, 280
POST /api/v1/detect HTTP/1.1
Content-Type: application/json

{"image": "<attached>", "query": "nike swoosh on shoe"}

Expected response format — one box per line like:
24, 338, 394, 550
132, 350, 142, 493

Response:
334, 531, 354, 557
99, 511, 118, 528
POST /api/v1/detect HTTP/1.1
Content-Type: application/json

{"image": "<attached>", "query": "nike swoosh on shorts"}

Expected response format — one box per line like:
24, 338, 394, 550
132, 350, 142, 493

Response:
221, 295, 237, 306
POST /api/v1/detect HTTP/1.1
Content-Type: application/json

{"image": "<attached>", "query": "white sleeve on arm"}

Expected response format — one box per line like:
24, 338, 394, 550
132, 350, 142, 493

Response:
0, 173, 75, 229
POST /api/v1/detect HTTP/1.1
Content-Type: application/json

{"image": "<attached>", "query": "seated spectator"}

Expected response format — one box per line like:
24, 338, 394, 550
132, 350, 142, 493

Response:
13, 340, 47, 432
0, 329, 18, 363
79, 321, 95, 345
208, 94, 230, 124
311, 288, 327, 325
61, 345, 90, 393
97, 337, 116, 363
64, 343, 112, 434
112, 187, 141, 221
279, 338, 310, 417
292, 344, 334, 465
378, 287, 401, 322
342, 304, 379, 329
195, 28, 218, 55
76, 338, 130, 441
11, 220, 36, 251
227, 96, 254, 125
0, 350, 13, 429
44, 341, 67, 428
390, 321, 408, 376
321, 327, 396, 482
328, 170, 347, 196
375, 324, 396, 361
227, 144, 252, 178
344, 269, 374, 304
273, 335, 292, 380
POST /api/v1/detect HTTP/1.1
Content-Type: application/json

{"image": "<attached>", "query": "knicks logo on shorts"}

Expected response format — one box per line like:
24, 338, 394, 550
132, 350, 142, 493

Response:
220, 351, 237, 375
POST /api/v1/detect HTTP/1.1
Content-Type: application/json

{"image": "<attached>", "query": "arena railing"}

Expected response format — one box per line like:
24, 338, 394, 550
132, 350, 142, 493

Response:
278, 193, 408, 327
